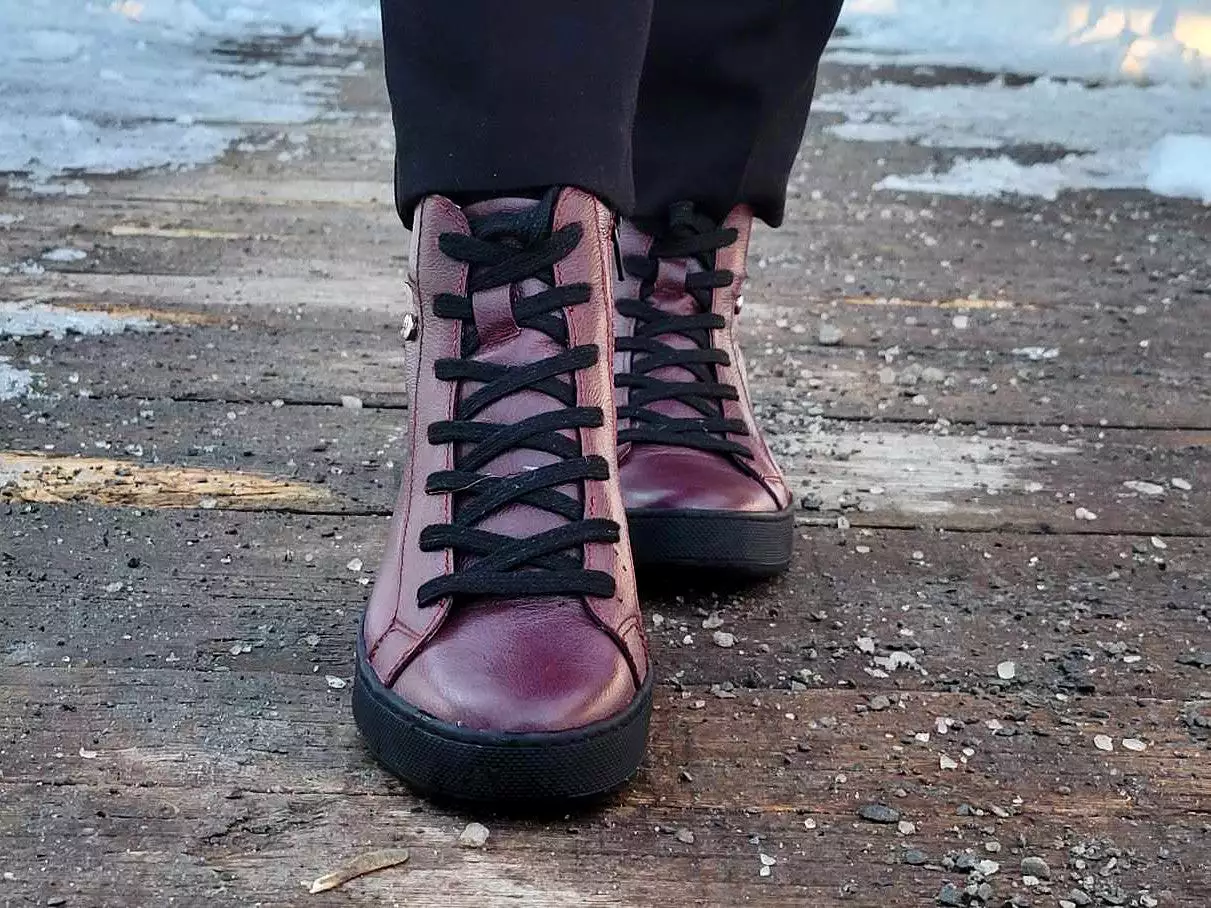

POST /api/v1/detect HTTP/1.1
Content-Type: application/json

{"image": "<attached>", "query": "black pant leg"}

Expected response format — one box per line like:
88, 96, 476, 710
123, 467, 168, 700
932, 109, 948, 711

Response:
381, 0, 654, 227
632, 0, 844, 227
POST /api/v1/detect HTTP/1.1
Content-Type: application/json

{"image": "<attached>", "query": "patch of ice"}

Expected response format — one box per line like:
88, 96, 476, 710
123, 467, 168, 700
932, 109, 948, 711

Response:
878, 157, 1081, 200
0, 358, 36, 401
41, 248, 88, 263
1146, 133, 1211, 202
0, 301, 159, 340
8, 179, 92, 197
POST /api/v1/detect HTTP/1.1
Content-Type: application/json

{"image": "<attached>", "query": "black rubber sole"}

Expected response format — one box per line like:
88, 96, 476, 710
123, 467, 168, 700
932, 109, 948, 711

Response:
352, 636, 653, 803
626, 506, 795, 577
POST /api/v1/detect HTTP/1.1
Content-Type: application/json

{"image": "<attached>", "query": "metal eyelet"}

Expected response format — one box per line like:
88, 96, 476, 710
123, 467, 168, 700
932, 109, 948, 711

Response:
400, 311, 418, 343
400, 280, 419, 342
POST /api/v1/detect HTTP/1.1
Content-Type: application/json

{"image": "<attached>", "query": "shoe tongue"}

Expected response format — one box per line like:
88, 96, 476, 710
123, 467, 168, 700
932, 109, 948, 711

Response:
461, 196, 543, 219
457, 194, 577, 569
644, 243, 721, 427
650, 256, 700, 316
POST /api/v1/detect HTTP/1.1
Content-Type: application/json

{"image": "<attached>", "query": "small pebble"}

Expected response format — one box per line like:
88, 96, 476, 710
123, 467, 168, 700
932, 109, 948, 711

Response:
897, 820, 916, 835
857, 804, 900, 824
903, 849, 929, 866
1021, 856, 1051, 879
975, 859, 1000, 876
1094, 734, 1114, 752
712, 631, 736, 648
818, 322, 844, 346
869, 694, 891, 711
996, 660, 1017, 680
1171, 477, 1192, 491
340, 395, 364, 409
675, 828, 695, 844
459, 822, 490, 848
1122, 738, 1147, 752
325, 675, 347, 690
936, 883, 965, 906
1075, 507, 1098, 521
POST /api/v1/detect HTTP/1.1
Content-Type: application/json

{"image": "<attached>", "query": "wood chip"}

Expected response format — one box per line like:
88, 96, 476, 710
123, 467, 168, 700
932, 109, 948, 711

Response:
307, 848, 409, 894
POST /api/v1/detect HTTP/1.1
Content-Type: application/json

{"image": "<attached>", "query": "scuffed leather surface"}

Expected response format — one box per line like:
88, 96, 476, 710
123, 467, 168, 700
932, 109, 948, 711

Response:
361, 190, 646, 734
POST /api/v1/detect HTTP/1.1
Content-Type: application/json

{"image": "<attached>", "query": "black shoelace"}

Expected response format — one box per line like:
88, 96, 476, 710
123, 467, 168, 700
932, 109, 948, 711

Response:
616, 201, 751, 458
416, 191, 619, 607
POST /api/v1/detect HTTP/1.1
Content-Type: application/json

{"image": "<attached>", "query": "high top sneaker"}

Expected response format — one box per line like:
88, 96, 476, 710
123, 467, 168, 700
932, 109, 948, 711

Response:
354, 189, 651, 801
614, 203, 793, 576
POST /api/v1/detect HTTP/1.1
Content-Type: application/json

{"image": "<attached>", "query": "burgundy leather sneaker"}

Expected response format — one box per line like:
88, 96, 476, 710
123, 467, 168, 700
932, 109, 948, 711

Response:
354, 188, 651, 801
614, 202, 793, 576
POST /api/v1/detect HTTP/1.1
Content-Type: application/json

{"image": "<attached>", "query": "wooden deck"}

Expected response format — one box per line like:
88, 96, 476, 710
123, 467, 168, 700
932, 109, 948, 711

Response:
2, 46, 1209, 908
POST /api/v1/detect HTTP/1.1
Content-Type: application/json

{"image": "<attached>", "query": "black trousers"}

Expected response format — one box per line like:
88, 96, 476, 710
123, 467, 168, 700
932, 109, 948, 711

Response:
381, 0, 844, 228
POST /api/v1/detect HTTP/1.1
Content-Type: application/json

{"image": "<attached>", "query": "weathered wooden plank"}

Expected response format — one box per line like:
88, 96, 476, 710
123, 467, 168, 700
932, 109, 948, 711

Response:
1, 398, 404, 513
5, 306, 1209, 430
3, 672, 1207, 906
3, 505, 1207, 699
3, 392, 1207, 534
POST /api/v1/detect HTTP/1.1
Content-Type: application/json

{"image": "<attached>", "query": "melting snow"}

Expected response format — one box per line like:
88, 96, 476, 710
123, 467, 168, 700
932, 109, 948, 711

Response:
1146, 133, 1211, 201
826, 0, 1211, 201
835, 0, 1211, 83
0, 359, 35, 401
0, 301, 159, 340
0, 0, 379, 182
